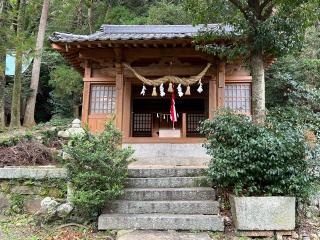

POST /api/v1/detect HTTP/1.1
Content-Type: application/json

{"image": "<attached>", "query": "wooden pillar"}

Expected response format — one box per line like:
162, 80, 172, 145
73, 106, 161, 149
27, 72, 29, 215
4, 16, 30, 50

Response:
182, 112, 187, 138
217, 62, 226, 108
208, 75, 217, 119
115, 63, 124, 130
122, 80, 131, 138
81, 62, 91, 126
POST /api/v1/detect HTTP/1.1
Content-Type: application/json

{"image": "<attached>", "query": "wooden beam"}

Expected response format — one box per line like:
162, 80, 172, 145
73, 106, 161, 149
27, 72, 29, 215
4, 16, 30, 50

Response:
217, 62, 225, 107
51, 43, 64, 51
225, 75, 252, 81
79, 48, 114, 60
83, 77, 115, 83
92, 65, 216, 78
78, 48, 214, 62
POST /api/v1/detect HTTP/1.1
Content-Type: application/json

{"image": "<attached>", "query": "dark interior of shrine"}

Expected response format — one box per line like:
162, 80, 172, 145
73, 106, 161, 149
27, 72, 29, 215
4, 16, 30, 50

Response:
131, 84, 208, 137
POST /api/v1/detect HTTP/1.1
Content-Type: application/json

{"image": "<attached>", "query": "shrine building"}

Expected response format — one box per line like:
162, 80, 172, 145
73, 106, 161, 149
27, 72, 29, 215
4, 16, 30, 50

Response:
50, 25, 252, 145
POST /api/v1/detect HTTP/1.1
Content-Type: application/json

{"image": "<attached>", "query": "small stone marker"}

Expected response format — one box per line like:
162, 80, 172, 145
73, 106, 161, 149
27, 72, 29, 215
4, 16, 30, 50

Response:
58, 118, 85, 139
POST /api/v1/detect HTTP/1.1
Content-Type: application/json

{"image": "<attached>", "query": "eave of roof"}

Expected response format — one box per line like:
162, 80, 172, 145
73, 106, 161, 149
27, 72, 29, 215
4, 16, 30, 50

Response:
49, 24, 233, 43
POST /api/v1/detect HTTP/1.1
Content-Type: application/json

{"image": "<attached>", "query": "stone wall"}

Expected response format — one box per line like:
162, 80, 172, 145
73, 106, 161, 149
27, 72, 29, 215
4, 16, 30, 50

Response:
0, 167, 67, 214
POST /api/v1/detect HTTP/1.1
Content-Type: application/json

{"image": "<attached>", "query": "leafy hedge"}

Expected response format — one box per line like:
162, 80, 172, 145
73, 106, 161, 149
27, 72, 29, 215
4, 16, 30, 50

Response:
64, 121, 133, 219
201, 109, 319, 199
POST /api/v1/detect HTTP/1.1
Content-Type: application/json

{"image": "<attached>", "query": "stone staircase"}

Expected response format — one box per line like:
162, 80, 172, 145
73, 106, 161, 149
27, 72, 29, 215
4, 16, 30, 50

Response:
98, 166, 224, 231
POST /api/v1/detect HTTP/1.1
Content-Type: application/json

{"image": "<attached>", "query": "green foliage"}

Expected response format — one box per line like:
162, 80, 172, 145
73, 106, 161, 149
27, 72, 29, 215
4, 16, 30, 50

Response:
201, 110, 319, 199
49, 65, 82, 99
8, 194, 24, 215
267, 106, 320, 140
187, 0, 320, 61
146, 1, 192, 24
266, 28, 320, 111
64, 121, 133, 219
104, 6, 143, 24
49, 65, 82, 117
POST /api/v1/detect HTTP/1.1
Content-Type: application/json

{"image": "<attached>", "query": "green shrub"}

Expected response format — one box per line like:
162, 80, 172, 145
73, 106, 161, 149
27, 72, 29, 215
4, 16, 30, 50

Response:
64, 121, 133, 219
267, 106, 320, 140
201, 110, 319, 199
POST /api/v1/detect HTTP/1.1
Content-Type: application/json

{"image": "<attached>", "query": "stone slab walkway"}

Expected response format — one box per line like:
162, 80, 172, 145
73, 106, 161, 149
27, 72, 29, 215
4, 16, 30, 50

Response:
117, 230, 212, 240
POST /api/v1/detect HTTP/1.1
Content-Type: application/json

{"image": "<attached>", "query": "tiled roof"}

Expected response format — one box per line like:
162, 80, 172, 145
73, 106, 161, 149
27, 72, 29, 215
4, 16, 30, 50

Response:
49, 24, 232, 43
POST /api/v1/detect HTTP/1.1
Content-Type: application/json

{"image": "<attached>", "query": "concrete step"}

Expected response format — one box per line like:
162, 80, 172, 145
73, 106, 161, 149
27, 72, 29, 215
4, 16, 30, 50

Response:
128, 166, 206, 178
123, 143, 211, 166
98, 213, 224, 231
126, 177, 210, 188
104, 200, 219, 215
121, 188, 215, 201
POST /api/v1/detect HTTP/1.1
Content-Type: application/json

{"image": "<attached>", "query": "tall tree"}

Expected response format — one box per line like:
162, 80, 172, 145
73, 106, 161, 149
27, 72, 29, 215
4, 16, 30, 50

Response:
10, 0, 26, 128
0, 0, 7, 129
23, 0, 50, 127
186, 0, 320, 123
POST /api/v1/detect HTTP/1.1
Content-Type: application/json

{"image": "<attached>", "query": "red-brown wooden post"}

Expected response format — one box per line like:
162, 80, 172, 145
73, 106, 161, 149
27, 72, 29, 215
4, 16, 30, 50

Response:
182, 112, 187, 138
115, 63, 124, 130
217, 62, 226, 108
81, 61, 91, 126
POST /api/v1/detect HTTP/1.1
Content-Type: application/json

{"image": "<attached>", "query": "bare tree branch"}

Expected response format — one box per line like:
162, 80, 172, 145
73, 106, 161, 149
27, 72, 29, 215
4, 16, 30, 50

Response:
260, 0, 273, 11
261, 2, 275, 20
260, 0, 274, 19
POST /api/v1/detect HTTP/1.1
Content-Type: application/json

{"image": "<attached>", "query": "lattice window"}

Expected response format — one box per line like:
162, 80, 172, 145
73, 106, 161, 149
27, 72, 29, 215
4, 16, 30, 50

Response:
187, 113, 206, 137
132, 113, 152, 137
224, 83, 251, 114
90, 85, 116, 114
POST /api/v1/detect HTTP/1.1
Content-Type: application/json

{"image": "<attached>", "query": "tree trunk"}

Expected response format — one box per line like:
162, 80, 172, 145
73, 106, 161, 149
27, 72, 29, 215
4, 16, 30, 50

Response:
0, 52, 5, 129
23, 0, 50, 127
87, 0, 93, 33
250, 50, 266, 124
10, 49, 22, 128
9, 0, 24, 129
0, 0, 6, 129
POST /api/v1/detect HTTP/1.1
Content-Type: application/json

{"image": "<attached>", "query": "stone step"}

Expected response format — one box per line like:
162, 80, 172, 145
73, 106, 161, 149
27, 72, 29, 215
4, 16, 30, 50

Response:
126, 177, 210, 188
98, 213, 224, 231
121, 188, 215, 201
123, 143, 211, 166
104, 200, 219, 215
128, 166, 206, 178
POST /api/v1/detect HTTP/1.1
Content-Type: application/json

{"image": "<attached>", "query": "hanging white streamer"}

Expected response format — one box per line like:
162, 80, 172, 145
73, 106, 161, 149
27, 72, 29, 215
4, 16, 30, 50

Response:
177, 84, 184, 97
160, 83, 166, 97
140, 85, 147, 96
197, 80, 203, 93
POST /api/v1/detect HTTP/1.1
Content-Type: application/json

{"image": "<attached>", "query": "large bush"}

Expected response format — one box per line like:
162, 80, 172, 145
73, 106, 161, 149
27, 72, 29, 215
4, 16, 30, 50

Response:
64, 121, 133, 219
201, 110, 319, 199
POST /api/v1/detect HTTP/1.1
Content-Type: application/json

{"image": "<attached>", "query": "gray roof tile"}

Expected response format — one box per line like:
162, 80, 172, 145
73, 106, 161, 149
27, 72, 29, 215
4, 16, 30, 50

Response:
49, 24, 232, 43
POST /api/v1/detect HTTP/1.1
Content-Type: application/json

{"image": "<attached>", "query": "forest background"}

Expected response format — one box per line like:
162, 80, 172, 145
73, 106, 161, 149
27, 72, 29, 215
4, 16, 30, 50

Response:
0, 0, 319, 129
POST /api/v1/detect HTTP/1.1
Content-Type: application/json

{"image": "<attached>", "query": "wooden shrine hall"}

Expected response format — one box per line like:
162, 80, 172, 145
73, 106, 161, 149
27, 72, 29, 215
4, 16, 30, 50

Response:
50, 25, 252, 144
